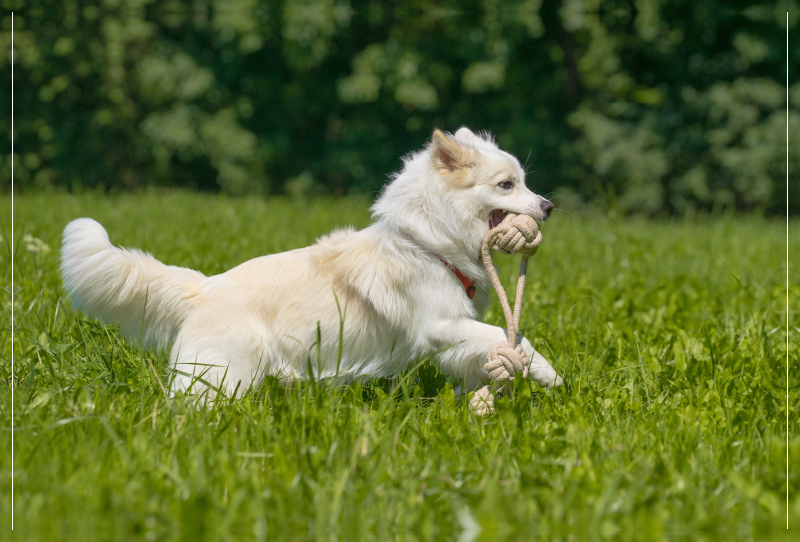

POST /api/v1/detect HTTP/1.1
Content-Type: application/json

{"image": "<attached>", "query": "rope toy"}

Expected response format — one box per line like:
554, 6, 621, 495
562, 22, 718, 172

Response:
469, 213, 542, 416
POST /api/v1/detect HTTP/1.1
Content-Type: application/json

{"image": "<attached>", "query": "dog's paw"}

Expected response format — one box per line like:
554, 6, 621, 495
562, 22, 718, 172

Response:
519, 335, 564, 389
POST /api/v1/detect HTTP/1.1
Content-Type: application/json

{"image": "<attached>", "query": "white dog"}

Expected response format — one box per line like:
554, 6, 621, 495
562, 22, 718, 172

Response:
61, 128, 563, 397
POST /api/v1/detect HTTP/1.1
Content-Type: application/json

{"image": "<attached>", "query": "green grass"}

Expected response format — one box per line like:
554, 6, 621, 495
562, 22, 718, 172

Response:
2, 192, 798, 540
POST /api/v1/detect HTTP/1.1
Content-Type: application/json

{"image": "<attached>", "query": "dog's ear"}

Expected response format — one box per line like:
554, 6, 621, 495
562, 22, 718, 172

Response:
431, 129, 474, 172
454, 126, 480, 143
456, 126, 498, 148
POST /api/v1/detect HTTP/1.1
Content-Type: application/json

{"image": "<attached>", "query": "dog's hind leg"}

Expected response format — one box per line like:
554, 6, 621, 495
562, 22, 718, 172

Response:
168, 333, 269, 399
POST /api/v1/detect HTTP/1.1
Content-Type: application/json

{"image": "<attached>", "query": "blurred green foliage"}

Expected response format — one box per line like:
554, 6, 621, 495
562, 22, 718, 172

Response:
1, 0, 797, 214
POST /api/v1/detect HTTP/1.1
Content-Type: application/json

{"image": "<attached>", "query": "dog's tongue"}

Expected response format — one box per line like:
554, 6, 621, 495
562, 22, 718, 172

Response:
489, 210, 507, 229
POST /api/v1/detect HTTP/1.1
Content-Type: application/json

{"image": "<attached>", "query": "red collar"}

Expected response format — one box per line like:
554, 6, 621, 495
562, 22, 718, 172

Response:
437, 256, 476, 299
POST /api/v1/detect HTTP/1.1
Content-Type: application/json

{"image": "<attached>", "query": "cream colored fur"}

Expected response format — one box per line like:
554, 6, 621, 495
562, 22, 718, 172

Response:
61, 127, 563, 397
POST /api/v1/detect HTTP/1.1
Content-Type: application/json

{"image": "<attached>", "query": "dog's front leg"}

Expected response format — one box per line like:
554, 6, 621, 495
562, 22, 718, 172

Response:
427, 319, 510, 382
517, 334, 563, 388
427, 319, 564, 389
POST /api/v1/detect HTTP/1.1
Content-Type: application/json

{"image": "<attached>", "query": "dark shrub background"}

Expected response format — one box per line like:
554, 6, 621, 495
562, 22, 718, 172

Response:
1, 0, 797, 215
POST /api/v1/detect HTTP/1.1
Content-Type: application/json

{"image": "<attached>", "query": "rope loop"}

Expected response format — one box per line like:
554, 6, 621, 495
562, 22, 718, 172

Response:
479, 214, 541, 348
470, 213, 542, 416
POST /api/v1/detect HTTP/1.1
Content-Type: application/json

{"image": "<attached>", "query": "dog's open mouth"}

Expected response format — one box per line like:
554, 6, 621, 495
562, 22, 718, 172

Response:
489, 209, 509, 229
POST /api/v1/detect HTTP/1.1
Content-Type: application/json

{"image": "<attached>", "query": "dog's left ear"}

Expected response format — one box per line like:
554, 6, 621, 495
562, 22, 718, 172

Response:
431, 129, 474, 172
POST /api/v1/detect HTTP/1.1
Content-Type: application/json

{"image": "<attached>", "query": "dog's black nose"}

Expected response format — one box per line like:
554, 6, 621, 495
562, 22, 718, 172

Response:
541, 199, 554, 216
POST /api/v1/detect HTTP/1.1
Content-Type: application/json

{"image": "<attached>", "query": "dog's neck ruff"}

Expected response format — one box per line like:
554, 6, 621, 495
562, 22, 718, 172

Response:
436, 256, 476, 299
395, 229, 476, 299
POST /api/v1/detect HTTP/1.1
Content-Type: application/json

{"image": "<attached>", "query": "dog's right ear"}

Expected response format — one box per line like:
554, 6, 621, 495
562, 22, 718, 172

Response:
454, 126, 480, 143
431, 129, 474, 172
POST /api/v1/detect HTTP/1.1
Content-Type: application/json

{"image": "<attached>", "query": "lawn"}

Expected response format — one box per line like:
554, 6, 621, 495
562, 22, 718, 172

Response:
1, 192, 798, 540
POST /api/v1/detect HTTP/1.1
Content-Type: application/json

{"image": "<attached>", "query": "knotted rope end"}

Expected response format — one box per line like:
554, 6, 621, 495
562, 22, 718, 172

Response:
487, 213, 542, 257
469, 385, 495, 416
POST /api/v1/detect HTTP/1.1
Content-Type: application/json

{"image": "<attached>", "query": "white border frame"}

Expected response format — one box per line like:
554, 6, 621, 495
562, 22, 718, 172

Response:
1, 5, 790, 531
787, 11, 790, 532
10, 10, 14, 533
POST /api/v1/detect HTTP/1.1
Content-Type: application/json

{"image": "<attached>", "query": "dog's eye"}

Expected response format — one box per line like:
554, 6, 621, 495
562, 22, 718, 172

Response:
498, 180, 514, 190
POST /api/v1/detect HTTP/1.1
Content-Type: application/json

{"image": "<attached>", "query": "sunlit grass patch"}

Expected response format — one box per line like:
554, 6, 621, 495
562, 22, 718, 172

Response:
1, 192, 798, 540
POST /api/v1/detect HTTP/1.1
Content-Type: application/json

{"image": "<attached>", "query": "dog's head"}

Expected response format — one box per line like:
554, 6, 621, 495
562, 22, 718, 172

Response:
372, 127, 553, 266
429, 127, 553, 231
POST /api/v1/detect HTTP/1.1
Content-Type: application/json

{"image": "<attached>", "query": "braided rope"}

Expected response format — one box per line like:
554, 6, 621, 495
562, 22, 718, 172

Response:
470, 213, 542, 416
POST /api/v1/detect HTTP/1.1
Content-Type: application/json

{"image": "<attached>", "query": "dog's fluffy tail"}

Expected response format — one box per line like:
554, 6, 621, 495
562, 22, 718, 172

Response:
61, 218, 205, 347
